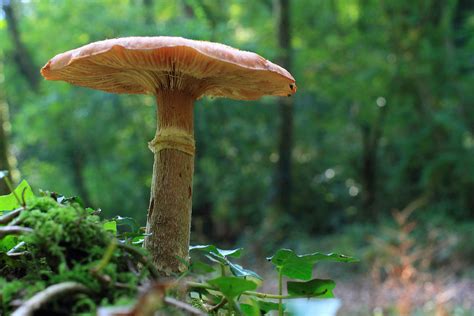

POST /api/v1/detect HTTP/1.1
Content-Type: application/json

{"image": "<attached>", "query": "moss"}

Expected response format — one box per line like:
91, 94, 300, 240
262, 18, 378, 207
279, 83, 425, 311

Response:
0, 196, 150, 315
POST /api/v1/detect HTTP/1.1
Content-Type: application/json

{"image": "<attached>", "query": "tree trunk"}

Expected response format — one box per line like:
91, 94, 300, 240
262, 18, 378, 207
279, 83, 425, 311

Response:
69, 148, 93, 208
143, 0, 154, 26
2, 0, 39, 91
360, 106, 386, 219
275, 0, 294, 214
0, 102, 12, 195
144, 90, 195, 275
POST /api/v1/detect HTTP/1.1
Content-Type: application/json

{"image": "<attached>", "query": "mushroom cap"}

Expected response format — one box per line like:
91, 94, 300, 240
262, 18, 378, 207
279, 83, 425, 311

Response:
41, 36, 296, 100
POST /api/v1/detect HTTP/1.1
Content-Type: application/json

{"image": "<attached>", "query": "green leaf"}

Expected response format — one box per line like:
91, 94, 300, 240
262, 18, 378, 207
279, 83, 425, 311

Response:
0, 235, 18, 252
190, 244, 242, 258
287, 279, 336, 298
190, 260, 215, 274
268, 249, 358, 280
240, 299, 260, 316
207, 276, 257, 300
0, 180, 34, 211
228, 262, 262, 280
113, 216, 139, 232
258, 300, 282, 313
190, 244, 262, 279
103, 221, 117, 235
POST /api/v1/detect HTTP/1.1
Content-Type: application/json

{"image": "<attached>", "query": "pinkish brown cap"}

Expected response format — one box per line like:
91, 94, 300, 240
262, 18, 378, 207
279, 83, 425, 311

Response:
41, 36, 297, 100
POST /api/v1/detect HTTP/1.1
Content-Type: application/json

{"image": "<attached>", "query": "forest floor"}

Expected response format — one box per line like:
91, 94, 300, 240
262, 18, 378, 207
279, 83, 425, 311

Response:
243, 240, 474, 316
255, 269, 474, 315
335, 276, 474, 315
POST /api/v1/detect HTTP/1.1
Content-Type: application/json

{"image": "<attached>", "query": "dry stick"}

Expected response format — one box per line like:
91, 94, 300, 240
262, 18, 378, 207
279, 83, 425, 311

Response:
0, 208, 23, 224
209, 297, 228, 312
0, 226, 32, 238
117, 243, 160, 279
164, 297, 205, 315
11, 282, 89, 316
7, 241, 27, 257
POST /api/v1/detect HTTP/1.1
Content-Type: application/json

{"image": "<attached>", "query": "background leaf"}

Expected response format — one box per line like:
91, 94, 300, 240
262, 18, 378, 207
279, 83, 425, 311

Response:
0, 180, 34, 211
207, 276, 257, 300
287, 279, 336, 298
269, 249, 358, 280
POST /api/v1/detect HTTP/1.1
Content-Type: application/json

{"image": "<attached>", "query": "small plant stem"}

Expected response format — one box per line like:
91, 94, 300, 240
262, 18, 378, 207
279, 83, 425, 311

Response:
278, 270, 283, 316
209, 297, 227, 312
187, 281, 305, 300
117, 243, 160, 279
220, 263, 226, 276
92, 239, 117, 273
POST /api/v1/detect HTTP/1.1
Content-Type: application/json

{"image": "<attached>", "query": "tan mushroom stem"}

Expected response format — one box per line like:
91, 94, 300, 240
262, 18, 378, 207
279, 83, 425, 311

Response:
145, 89, 196, 275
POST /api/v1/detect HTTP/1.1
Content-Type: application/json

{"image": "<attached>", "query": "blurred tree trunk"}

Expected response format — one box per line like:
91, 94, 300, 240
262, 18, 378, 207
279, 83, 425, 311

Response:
1, 0, 36, 193
274, 0, 294, 214
2, 0, 39, 91
360, 106, 386, 220
0, 101, 12, 195
3, 0, 96, 202
143, 0, 154, 26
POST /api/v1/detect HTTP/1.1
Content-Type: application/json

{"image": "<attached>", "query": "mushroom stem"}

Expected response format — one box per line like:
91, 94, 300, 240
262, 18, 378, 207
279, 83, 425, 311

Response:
145, 89, 196, 275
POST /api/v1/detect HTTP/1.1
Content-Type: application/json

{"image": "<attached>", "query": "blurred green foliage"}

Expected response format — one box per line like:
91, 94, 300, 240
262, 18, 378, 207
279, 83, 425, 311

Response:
0, 0, 473, 243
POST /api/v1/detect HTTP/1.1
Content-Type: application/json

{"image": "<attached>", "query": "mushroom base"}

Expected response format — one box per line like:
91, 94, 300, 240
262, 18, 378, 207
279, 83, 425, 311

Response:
144, 90, 195, 275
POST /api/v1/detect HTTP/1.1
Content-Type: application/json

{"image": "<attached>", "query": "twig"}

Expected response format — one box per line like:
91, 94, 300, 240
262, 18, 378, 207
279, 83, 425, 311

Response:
11, 282, 89, 316
0, 226, 33, 238
164, 297, 206, 315
117, 243, 160, 279
0, 208, 23, 224
7, 241, 28, 257
209, 297, 227, 312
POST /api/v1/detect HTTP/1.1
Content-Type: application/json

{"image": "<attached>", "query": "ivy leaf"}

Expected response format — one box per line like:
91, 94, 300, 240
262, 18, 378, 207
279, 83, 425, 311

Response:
258, 300, 282, 313
0, 235, 18, 252
190, 260, 215, 274
113, 216, 139, 232
207, 276, 257, 300
0, 180, 34, 211
287, 279, 336, 298
190, 244, 242, 258
103, 221, 117, 235
228, 262, 262, 280
191, 245, 262, 279
268, 249, 358, 280
240, 299, 260, 316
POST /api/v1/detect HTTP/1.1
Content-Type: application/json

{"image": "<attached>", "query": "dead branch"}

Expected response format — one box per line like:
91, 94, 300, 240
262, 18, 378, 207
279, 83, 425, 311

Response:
11, 282, 89, 316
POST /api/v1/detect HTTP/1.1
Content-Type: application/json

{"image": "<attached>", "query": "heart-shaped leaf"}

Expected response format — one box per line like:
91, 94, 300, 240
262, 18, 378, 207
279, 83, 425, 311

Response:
268, 249, 358, 280
207, 276, 257, 300
0, 180, 34, 211
103, 221, 117, 235
240, 299, 260, 316
190, 244, 242, 258
190, 260, 215, 274
191, 245, 262, 279
258, 300, 282, 313
113, 216, 139, 232
287, 279, 336, 298
228, 262, 262, 280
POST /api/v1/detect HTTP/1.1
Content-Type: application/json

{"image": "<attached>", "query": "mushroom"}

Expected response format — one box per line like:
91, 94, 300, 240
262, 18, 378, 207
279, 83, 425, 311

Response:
41, 36, 296, 275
